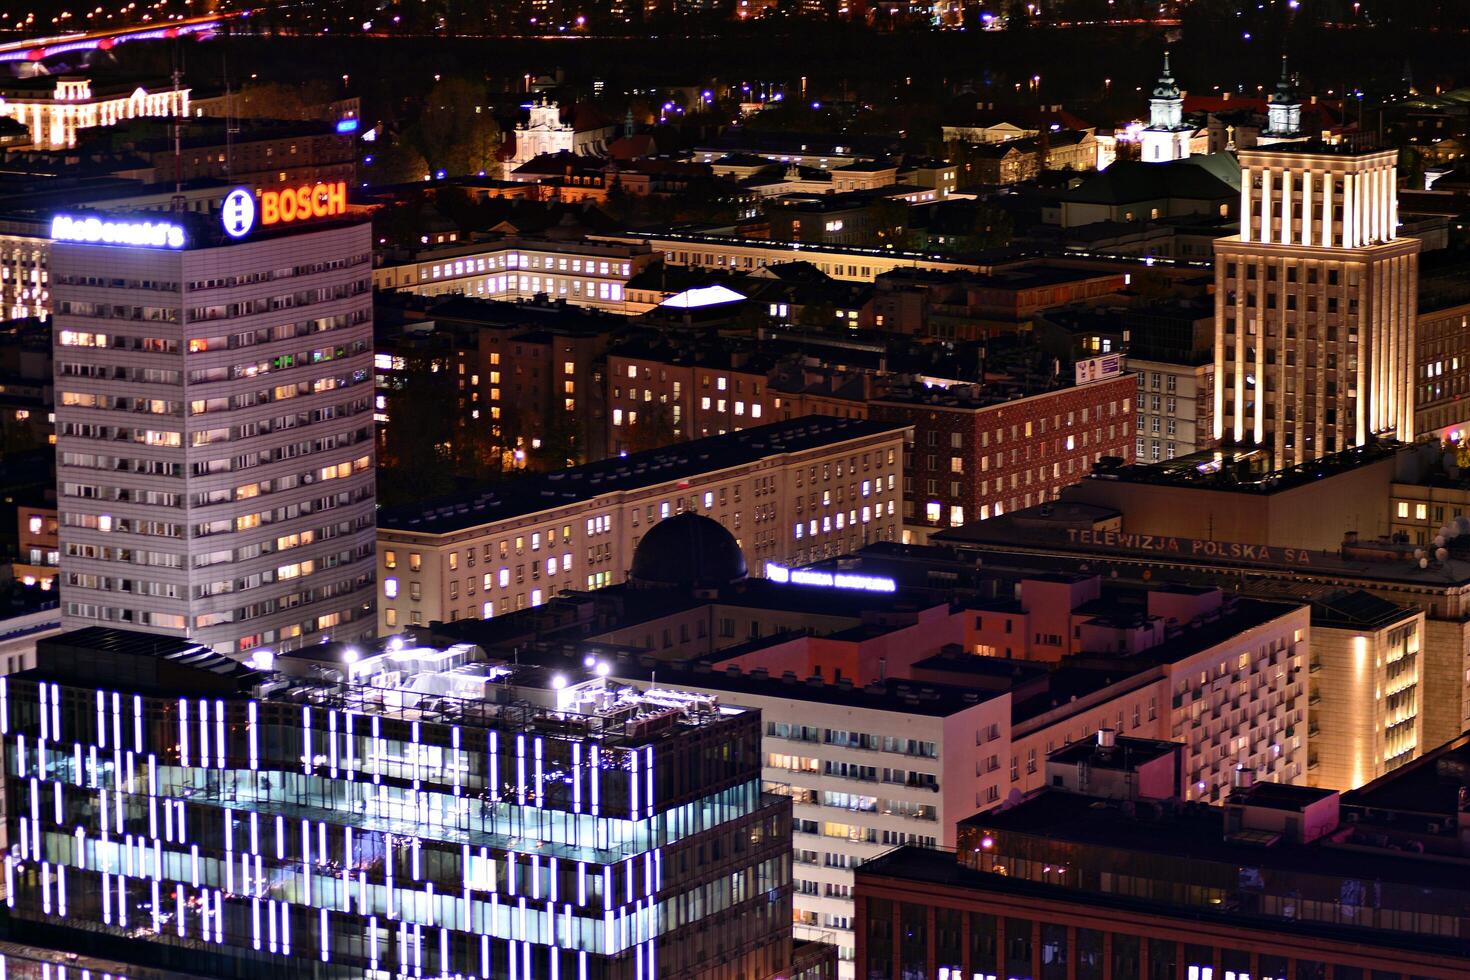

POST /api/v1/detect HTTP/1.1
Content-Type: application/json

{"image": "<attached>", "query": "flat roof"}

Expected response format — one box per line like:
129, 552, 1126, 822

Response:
857, 843, 1470, 960
378, 417, 908, 536
872, 374, 1129, 413
1227, 781, 1337, 811
935, 512, 1470, 589
958, 789, 1470, 892
1079, 441, 1398, 494
1047, 733, 1180, 770
1344, 729, 1470, 816
604, 657, 1006, 717
1309, 589, 1416, 630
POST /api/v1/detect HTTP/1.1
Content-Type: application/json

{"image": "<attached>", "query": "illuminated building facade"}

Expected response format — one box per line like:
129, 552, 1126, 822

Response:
15, 503, 59, 591
0, 216, 52, 320
1306, 593, 1423, 791
51, 196, 376, 654
375, 418, 907, 633
869, 374, 1135, 539
509, 99, 614, 166
372, 238, 654, 313
1213, 144, 1419, 467
1, 627, 809, 980
0, 76, 189, 150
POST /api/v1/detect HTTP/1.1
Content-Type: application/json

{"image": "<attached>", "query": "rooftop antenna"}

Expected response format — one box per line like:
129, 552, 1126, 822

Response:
223, 48, 237, 180
170, 40, 184, 208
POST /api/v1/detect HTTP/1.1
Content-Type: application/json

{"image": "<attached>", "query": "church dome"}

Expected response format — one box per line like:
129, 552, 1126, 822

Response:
629, 512, 747, 590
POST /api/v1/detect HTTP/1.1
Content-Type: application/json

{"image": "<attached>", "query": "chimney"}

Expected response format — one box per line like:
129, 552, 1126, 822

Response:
1096, 728, 1116, 749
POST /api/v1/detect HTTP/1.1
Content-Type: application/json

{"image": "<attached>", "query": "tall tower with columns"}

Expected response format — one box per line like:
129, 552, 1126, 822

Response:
1213, 143, 1418, 467
1142, 51, 1192, 163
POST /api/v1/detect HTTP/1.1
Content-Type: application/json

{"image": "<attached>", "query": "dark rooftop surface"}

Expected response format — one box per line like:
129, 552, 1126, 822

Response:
406, 294, 629, 335
957, 790, 1470, 893
1064, 155, 1239, 206
590, 655, 1006, 717
29, 627, 264, 695
1226, 781, 1337, 811
871, 373, 1127, 413
1078, 441, 1398, 494
1047, 733, 1180, 770
1309, 589, 1416, 630
934, 509, 1470, 588
1344, 729, 1470, 817
378, 417, 907, 535
857, 842, 1470, 960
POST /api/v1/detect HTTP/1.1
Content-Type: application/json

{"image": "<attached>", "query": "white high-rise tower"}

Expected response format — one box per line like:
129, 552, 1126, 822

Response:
52, 187, 378, 654
1142, 51, 1192, 163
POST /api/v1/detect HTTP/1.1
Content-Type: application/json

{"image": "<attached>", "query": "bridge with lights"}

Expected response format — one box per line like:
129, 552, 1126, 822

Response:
0, 11, 241, 65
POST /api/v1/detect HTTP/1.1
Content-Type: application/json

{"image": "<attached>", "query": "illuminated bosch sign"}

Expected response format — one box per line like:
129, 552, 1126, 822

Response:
765, 562, 897, 593
220, 187, 256, 239
260, 181, 348, 228
50, 214, 185, 249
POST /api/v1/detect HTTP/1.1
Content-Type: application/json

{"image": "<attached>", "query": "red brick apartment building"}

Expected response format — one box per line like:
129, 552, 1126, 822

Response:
871, 373, 1135, 535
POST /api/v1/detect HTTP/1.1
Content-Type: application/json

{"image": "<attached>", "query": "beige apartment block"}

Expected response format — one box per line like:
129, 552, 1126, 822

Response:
376, 418, 908, 632
1307, 593, 1424, 791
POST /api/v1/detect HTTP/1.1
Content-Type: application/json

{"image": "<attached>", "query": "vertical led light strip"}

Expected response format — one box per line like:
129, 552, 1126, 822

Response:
516, 734, 526, 805
451, 726, 461, 797
369, 914, 380, 972
329, 711, 339, 778
630, 749, 639, 822
572, 743, 582, 814
302, 705, 312, 776
645, 746, 654, 820
178, 698, 188, 767
247, 701, 259, 770
489, 731, 499, 801
590, 745, 600, 816
411, 720, 422, 793
199, 700, 210, 779
372, 714, 382, 784
344, 711, 356, 781
215, 699, 225, 769
534, 737, 544, 808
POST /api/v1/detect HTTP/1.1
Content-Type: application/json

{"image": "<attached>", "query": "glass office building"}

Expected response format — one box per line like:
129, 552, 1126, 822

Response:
1, 628, 799, 980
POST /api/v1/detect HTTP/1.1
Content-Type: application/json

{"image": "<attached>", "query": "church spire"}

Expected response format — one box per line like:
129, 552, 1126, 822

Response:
1266, 53, 1302, 138
1142, 47, 1190, 162
1271, 54, 1296, 104
1151, 50, 1180, 102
